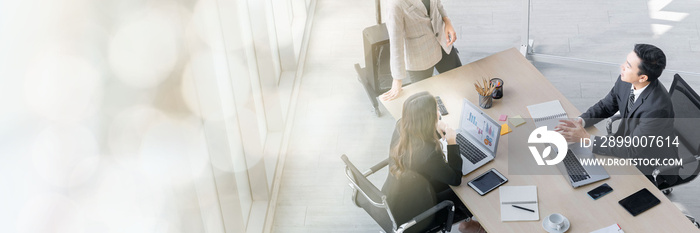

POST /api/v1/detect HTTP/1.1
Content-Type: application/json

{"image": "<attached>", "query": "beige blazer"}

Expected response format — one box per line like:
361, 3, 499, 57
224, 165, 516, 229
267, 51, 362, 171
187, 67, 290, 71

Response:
387, 0, 453, 80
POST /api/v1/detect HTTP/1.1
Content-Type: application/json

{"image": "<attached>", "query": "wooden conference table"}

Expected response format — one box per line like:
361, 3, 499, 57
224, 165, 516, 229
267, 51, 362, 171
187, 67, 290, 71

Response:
379, 48, 698, 232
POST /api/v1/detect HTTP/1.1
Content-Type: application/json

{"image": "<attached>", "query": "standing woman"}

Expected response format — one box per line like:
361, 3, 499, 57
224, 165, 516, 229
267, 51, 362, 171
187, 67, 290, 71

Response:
382, 92, 483, 233
380, 0, 462, 101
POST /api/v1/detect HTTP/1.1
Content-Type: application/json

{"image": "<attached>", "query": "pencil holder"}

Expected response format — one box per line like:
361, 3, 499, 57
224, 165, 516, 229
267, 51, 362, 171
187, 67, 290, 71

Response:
478, 94, 493, 109
490, 78, 504, 99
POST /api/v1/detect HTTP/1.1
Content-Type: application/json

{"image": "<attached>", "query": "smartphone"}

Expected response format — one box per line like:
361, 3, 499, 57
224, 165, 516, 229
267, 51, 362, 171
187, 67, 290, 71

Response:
587, 183, 613, 200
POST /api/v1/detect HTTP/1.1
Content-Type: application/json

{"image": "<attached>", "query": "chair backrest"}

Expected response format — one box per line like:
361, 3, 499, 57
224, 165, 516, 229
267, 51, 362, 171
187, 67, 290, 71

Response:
382, 170, 437, 233
376, 43, 395, 91
669, 74, 700, 156
341, 154, 396, 232
341, 155, 439, 233
668, 74, 700, 181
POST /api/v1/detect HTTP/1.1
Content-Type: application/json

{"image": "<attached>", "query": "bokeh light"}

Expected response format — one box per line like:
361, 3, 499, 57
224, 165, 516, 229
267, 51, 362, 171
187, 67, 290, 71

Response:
153, 220, 182, 233
108, 4, 184, 89
139, 119, 209, 184
30, 125, 100, 188
16, 194, 85, 233
188, 0, 252, 105
24, 50, 103, 123
190, 0, 221, 48
108, 105, 166, 168
4, 0, 281, 231
179, 52, 256, 174
73, 166, 160, 232
180, 51, 237, 121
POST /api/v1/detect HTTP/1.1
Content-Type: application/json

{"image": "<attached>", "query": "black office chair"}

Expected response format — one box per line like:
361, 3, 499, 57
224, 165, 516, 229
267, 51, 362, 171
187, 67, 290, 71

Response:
341, 154, 456, 233
354, 24, 413, 117
353, 1, 405, 117
606, 74, 700, 195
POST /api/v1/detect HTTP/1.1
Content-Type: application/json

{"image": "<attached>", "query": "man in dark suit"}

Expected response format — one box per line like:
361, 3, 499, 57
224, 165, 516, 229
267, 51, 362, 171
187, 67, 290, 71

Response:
556, 44, 678, 186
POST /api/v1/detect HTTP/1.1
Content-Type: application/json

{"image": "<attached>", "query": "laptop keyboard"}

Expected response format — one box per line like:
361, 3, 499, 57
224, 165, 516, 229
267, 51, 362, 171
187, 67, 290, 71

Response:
563, 149, 590, 183
456, 134, 488, 164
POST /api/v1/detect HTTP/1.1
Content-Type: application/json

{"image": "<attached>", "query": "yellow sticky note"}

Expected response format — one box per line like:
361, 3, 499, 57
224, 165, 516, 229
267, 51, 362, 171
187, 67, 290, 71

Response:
509, 115, 526, 127
500, 123, 512, 135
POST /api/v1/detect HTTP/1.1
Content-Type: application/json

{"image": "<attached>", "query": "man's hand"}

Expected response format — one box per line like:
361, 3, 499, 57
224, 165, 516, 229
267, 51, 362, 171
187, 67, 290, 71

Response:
444, 18, 457, 47
380, 79, 402, 101
555, 118, 591, 143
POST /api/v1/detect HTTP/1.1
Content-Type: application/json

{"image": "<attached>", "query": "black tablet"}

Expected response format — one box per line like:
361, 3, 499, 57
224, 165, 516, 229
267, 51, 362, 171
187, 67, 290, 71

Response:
618, 188, 660, 216
467, 168, 508, 196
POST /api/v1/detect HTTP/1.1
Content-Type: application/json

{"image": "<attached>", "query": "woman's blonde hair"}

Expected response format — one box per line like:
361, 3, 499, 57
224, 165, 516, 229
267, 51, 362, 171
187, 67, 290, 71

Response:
390, 92, 442, 177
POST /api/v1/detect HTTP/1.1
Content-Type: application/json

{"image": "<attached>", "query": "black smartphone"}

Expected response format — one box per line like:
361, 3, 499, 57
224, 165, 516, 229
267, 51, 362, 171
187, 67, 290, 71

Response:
587, 183, 613, 200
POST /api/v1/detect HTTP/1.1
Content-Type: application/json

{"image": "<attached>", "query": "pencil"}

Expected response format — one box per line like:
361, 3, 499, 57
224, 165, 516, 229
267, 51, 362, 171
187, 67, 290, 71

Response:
512, 205, 535, 212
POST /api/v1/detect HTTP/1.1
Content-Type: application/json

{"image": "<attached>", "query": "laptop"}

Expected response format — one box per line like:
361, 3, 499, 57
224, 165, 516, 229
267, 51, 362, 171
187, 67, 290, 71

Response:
554, 144, 610, 188
456, 99, 501, 175
526, 101, 609, 188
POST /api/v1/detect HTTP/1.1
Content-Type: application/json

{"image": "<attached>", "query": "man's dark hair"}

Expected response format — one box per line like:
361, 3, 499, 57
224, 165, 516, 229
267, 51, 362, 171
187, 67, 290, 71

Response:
633, 44, 666, 82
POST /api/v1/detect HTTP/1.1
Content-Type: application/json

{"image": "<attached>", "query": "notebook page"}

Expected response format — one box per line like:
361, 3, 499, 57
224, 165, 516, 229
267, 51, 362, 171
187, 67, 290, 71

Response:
500, 186, 539, 221
527, 100, 568, 130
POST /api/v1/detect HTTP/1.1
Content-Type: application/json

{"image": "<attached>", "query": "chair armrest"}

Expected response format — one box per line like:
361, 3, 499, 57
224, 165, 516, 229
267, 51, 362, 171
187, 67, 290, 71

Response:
652, 155, 700, 180
363, 158, 390, 177
354, 63, 364, 79
355, 63, 369, 85
396, 200, 455, 233
606, 114, 623, 135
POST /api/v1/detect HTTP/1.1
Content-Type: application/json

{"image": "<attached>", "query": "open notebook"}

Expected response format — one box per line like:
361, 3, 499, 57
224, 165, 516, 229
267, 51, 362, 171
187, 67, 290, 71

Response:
527, 100, 568, 130
500, 186, 539, 221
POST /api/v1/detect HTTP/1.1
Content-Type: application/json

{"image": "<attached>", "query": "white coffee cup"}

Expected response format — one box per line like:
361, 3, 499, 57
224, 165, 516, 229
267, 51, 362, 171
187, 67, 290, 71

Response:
545, 213, 565, 231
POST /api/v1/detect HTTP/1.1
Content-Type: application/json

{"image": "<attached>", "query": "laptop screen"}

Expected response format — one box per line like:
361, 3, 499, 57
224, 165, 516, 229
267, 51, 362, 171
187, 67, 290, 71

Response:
459, 99, 500, 154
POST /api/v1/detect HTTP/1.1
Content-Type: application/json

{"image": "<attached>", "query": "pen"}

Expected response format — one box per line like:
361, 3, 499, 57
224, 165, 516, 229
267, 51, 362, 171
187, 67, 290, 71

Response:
512, 205, 535, 212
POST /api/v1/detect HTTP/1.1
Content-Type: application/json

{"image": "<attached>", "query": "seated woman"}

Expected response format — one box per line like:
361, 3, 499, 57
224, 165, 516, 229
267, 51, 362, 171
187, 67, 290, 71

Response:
382, 92, 484, 233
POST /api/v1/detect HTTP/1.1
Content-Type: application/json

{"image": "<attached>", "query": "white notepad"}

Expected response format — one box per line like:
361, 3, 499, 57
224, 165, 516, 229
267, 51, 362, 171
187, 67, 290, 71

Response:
527, 100, 568, 130
590, 223, 624, 233
499, 186, 539, 221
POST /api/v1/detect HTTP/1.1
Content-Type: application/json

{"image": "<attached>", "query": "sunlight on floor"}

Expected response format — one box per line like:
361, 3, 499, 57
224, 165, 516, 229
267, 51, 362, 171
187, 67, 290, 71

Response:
648, 0, 689, 38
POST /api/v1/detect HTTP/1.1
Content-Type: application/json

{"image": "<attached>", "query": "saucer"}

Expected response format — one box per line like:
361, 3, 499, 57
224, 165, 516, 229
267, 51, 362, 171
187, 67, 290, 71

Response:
541, 215, 570, 233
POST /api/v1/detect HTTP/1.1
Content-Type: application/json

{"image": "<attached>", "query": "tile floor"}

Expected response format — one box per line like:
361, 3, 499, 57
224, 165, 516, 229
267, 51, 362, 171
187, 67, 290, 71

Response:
272, 0, 700, 232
